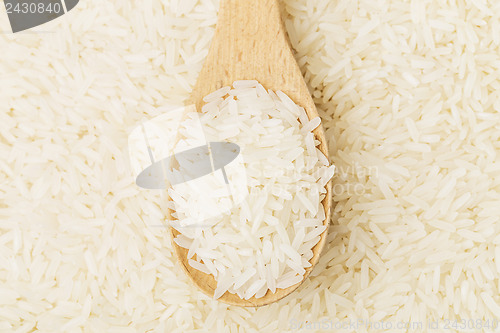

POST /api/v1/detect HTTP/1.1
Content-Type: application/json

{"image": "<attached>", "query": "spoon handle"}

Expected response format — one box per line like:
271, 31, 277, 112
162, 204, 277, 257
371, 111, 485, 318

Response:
189, 0, 301, 109
217, 0, 282, 48
217, 0, 284, 70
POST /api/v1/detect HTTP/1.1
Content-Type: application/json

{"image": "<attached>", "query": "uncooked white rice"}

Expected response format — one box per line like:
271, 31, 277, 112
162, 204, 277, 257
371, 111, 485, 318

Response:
169, 83, 332, 300
2, 0, 500, 331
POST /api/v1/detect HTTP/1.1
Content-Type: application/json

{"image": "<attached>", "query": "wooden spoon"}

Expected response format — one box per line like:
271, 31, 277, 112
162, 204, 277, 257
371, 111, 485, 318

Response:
169, 0, 332, 307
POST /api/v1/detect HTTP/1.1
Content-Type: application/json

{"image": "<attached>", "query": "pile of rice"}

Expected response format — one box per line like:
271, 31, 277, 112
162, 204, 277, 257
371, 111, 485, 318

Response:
169, 82, 333, 300
1, 0, 500, 331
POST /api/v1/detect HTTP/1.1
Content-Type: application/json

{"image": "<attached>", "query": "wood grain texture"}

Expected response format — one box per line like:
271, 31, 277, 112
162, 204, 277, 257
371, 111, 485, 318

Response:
169, 0, 332, 307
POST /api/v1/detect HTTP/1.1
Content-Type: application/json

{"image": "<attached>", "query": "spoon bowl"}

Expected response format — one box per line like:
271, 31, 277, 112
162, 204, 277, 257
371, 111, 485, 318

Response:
169, 0, 332, 307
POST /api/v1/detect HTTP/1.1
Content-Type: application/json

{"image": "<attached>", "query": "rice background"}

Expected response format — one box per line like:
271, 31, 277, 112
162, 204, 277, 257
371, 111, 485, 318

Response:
1, 0, 500, 332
